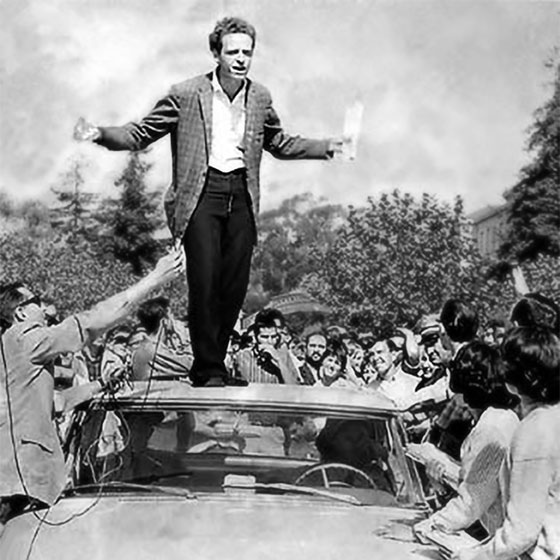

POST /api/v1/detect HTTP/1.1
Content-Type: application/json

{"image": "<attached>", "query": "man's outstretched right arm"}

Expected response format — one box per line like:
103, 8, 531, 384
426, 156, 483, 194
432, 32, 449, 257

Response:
74, 93, 181, 151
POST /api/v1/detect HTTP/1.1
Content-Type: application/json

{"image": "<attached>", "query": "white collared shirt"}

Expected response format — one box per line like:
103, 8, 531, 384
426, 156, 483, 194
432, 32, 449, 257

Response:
209, 72, 247, 172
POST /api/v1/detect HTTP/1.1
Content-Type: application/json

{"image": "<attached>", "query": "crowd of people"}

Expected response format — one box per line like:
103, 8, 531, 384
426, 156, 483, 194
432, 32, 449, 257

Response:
0, 13, 558, 560
1, 254, 559, 560
48, 289, 560, 560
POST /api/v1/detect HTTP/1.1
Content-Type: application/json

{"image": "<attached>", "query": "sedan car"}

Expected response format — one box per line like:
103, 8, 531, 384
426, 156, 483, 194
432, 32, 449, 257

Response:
1, 382, 446, 559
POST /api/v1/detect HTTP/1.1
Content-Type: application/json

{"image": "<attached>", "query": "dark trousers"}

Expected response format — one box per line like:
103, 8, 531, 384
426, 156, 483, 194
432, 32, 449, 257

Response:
183, 167, 255, 384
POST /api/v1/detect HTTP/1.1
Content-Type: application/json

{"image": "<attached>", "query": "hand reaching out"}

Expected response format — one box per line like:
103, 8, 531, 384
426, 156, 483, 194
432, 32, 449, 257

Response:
74, 117, 101, 142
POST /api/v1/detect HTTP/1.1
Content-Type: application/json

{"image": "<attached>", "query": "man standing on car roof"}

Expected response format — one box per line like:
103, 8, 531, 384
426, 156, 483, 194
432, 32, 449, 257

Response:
74, 16, 346, 388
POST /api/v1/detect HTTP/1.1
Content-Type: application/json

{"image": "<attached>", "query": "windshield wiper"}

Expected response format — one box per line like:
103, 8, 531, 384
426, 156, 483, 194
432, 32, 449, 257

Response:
65, 481, 196, 500
223, 481, 362, 506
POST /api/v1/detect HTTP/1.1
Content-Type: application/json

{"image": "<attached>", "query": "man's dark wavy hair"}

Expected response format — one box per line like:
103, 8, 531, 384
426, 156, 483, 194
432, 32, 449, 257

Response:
136, 296, 170, 335
209, 17, 257, 54
440, 298, 479, 343
502, 325, 560, 404
449, 340, 518, 410
0, 282, 26, 332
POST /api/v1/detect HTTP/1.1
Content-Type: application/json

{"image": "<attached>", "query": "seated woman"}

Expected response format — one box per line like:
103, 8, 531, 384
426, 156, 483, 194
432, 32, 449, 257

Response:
455, 326, 560, 560
415, 340, 520, 540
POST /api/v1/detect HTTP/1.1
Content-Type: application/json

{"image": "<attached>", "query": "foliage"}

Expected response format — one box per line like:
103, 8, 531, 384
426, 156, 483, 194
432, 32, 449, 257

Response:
501, 54, 560, 262
0, 230, 135, 315
306, 191, 515, 338
245, 193, 346, 313
50, 155, 99, 240
96, 151, 163, 276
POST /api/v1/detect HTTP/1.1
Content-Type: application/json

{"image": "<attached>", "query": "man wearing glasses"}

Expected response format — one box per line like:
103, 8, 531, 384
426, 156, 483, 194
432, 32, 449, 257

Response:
0, 249, 185, 533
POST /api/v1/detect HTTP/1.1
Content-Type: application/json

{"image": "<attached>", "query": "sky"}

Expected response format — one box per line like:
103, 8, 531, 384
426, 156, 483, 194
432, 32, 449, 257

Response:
1, 0, 559, 214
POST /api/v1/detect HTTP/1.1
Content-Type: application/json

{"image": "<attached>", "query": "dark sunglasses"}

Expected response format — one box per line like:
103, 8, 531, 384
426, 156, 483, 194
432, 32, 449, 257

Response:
19, 295, 42, 308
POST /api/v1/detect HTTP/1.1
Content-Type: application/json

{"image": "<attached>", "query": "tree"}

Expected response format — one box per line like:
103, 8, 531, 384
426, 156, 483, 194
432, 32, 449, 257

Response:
500, 53, 560, 262
96, 152, 164, 275
307, 191, 514, 338
0, 229, 135, 315
245, 193, 346, 312
50, 155, 99, 240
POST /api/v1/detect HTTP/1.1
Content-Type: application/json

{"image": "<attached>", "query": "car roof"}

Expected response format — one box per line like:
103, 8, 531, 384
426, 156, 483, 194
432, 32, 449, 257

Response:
94, 381, 398, 417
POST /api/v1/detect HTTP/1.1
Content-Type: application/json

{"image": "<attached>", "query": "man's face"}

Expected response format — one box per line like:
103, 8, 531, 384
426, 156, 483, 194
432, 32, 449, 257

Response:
306, 335, 327, 366
256, 327, 278, 349
370, 341, 394, 380
420, 335, 451, 379
16, 287, 46, 325
214, 32, 253, 82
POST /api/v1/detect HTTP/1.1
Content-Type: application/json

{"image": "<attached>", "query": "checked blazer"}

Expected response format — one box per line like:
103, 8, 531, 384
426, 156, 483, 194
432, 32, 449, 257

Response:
96, 72, 331, 241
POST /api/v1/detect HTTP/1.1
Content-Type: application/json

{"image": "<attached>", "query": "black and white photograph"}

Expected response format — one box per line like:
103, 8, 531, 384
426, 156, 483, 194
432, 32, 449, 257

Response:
1, 1, 559, 559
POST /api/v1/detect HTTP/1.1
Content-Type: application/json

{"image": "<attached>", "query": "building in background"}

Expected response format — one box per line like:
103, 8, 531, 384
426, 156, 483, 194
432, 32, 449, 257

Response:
468, 204, 508, 257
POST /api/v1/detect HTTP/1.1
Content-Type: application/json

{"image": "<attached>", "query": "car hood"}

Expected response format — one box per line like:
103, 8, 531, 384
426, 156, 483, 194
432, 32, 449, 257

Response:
2, 494, 439, 560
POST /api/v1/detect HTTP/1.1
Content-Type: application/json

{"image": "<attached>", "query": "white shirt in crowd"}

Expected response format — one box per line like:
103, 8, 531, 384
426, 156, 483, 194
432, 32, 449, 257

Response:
430, 407, 520, 535
377, 367, 449, 409
474, 403, 560, 560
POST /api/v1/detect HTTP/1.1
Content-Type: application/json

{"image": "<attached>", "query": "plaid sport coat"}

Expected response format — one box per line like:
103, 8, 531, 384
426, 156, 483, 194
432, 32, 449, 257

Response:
96, 72, 331, 241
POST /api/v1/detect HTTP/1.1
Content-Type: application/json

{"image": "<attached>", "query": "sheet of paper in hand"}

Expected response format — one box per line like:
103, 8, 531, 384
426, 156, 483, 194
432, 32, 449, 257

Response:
341, 100, 364, 161
424, 527, 481, 559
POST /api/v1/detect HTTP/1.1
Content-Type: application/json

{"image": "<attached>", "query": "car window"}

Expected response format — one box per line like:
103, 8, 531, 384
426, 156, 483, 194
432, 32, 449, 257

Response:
70, 405, 420, 507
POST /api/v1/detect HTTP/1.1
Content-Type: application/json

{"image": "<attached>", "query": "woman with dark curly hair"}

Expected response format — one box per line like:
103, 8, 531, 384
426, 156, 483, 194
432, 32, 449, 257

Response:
415, 340, 519, 541
454, 326, 560, 560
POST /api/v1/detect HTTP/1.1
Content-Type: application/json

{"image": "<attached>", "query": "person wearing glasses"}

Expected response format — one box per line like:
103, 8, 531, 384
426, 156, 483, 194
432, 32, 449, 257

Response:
0, 249, 185, 533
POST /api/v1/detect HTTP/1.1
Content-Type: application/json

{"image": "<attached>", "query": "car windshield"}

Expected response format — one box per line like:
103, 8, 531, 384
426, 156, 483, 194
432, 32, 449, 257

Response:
67, 397, 423, 508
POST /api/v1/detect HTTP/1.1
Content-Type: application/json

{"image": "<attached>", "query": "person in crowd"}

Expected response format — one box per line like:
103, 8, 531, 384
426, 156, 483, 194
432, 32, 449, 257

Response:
345, 339, 367, 386
325, 325, 348, 344
317, 339, 358, 388
369, 338, 448, 408
360, 348, 380, 386
100, 325, 133, 384
440, 298, 480, 355
428, 299, 480, 459
254, 308, 301, 372
70, 340, 104, 386
74, 16, 345, 388
299, 331, 328, 385
0, 249, 185, 532
415, 318, 452, 385
233, 315, 299, 384
482, 318, 507, 348
454, 326, 560, 560
414, 341, 520, 541
131, 296, 193, 381
510, 293, 560, 333
288, 335, 306, 367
